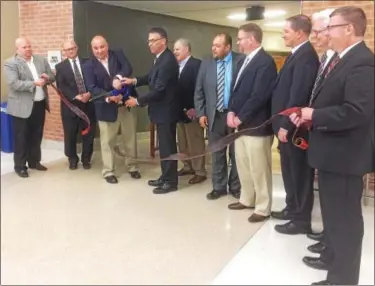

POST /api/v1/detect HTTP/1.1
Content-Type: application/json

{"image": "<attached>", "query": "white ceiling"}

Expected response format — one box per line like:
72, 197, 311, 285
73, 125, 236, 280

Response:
94, 1, 302, 32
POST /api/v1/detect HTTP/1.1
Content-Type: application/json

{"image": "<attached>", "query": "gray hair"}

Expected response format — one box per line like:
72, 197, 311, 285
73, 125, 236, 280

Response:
312, 8, 335, 26
175, 38, 191, 52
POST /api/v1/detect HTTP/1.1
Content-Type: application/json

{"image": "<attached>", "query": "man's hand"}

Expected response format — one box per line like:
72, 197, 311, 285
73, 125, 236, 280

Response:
112, 78, 122, 90
81, 92, 91, 103
186, 108, 196, 119
106, 95, 122, 104
233, 116, 242, 128
121, 77, 136, 85
300, 107, 314, 121
74, 94, 84, 101
227, 112, 236, 128
125, 96, 137, 107
278, 127, 288, 143
40, 73, 49, 81
199, 116, 208, 129
34, 79, 47, 87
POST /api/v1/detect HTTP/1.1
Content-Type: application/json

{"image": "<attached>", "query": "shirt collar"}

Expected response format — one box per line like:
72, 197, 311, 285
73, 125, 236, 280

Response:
179, 55, 191, 67
291, 40, 308, 54
156, 48, 167, 59
325, 49, 335, 58
218, 51, 232, 63
339, 41, 362, 59
245, 46, 262, 60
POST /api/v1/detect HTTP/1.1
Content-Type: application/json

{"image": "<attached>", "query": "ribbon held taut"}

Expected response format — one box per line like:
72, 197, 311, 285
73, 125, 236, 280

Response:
113, 107, 309, 162
49, 83, 91, 135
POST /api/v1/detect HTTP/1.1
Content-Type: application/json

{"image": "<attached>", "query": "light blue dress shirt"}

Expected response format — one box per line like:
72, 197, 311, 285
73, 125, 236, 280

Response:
216, 52, 232, 109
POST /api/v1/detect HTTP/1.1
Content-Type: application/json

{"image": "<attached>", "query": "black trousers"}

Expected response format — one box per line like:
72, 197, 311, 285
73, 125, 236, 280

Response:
318, 170, 364, 285
62, 111, 96, 164
157, 122, 178, 186
279, 140, 314, 224
208, 111, 240, 192
12, 100, 46, 171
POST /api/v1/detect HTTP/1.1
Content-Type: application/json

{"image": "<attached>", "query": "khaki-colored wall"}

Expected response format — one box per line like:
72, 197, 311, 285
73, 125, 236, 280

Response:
1, 1, 19, 100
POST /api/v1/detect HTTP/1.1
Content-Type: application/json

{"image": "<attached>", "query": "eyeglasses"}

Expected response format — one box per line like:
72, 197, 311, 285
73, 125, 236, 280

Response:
147, 38, 164, 44
326, 23, 350, 30
311, 28, 327, 35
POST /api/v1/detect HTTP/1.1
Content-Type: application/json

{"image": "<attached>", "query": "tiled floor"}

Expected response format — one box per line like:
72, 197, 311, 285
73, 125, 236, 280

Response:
1, 144, 374, 285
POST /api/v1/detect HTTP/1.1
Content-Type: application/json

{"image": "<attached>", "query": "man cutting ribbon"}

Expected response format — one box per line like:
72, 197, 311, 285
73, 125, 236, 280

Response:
83, 35, 141, 184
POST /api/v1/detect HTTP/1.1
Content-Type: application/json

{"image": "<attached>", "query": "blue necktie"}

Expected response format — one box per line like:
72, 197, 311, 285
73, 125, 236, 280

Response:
216, 61, 225, 111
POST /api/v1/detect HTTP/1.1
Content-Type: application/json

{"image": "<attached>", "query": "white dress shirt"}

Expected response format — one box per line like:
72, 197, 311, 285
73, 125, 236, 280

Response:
179, 55, 191, 75
323, 49, 336, 70
234, 46, 262, 88
68, 57, 84, 76
25, 56, 45, 101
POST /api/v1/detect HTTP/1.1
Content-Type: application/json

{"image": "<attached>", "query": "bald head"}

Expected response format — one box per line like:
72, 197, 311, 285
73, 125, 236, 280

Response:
62, 39, 78, 59
91, 35, 109, 60
15, 37, 32, 60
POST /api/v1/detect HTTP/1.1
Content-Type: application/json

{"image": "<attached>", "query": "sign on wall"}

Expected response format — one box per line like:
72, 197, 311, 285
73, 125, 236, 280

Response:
47, 50, 62, 69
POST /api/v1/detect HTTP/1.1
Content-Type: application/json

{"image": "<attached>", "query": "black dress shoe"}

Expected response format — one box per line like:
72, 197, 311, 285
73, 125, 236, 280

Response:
29, 163, 47, 171
129, 171, 141, 179
229, 189, 241, 199
311, 280, 335, 285
148, 179, 163, 187
303, 256, 329, 270
308, 242, 326, 254
15, 169, 29, 178
105, 175, 118, 184
274, 221, 312, 235
271, 208, 294, 220
307, 231, 324, 242
69, 162, 78, 170
82, 162, 91, 170
153, 182, 178, 194
206, 190, 227, 200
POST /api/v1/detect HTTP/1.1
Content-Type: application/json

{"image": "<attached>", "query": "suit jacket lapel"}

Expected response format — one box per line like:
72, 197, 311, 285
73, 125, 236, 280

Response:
15, 55, 34, 80
234, 49, 263, 89
179, 57, 192, 80
312, 42, 365, 103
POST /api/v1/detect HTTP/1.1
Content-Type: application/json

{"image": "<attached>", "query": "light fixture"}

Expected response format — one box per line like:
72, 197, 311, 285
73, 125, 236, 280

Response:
227, 10, 286, 21
264, 21, 286, 27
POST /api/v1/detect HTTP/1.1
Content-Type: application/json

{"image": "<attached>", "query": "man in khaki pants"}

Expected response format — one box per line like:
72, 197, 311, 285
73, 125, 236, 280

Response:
83, 35, 141, 184
227, 23, 277, 222
173, 39, 206, 184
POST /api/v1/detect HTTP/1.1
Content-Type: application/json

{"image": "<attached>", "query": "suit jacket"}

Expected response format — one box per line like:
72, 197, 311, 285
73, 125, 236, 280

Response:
271, 42, 319, 135
136, 48, 180, 124
229, 48, 277, 136
82, 49, 137, 122
308, 41, 375, 176
55, 57, 95, 119
3, 54, 55, 118
194, 51, 245, 131
177, 56, 201, 123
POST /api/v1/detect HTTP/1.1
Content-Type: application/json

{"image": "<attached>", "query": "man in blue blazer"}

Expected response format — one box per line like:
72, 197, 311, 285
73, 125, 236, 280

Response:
83, 35, 141, 184
227, 23, 277, 223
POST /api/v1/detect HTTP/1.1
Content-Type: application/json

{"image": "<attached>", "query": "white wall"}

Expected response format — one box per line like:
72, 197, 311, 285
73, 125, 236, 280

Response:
263, 31, 290, 52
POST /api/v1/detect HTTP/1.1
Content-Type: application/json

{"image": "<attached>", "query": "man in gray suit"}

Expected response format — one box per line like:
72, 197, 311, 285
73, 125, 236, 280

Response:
3, 37, 55, 178
194, 33, 244, 200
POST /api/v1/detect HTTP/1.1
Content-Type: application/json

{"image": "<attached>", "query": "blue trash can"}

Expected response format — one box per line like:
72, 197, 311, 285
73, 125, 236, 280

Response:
1, 102, 14, 153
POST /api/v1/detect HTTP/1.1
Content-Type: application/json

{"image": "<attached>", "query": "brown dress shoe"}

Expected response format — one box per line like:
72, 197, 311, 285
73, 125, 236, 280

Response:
188, 175, 207, 184
178, 168, 195, 176
228, 202, 253, 210
248, 213, 270, 223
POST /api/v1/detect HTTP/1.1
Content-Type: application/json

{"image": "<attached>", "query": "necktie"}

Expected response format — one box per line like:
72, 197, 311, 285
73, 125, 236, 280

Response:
72, 59, 86, 94
325, 55, 340, 77
216, 61, 226, 111
308, 52, 329, 105
234, 56, 251, 88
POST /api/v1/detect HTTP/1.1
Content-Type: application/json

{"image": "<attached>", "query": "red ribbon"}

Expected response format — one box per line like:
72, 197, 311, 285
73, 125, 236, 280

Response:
113, 107, 310, 162
49, 83, 91, 135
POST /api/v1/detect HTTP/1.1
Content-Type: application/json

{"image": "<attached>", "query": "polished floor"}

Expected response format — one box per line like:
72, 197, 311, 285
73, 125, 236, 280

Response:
1, 142, 374, 285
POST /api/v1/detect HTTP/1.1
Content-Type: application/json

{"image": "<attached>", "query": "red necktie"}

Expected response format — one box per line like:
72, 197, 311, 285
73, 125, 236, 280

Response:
325, 55, 340, 77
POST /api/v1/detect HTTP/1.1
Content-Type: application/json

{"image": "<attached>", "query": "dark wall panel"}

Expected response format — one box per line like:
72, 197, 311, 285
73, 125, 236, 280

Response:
73, 1, 238, 132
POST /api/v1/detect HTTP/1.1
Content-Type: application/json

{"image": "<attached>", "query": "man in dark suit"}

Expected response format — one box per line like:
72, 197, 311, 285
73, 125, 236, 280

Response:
194, 33, 244, 200
227, 23, 277, 223
124, 27, 180, 194
173, 38, 207, 184
271, 15, 319, 234
83, 35, 141, 184
55, 40, 96, 170
290, 6, 374, 285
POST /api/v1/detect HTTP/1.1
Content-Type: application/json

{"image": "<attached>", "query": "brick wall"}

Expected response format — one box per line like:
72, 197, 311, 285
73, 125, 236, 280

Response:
302, 0, 374, 194
19, 0, 73, 141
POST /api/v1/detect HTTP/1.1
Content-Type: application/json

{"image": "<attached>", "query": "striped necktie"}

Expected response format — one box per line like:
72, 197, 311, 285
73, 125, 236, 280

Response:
308, 52, 328, 105
216, 61, 226, 111
325, 55, 340, 77
72, 59, 86, 94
